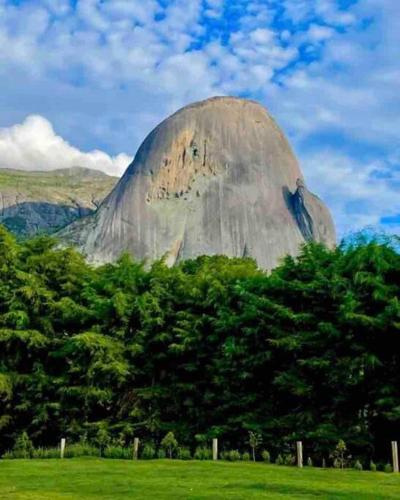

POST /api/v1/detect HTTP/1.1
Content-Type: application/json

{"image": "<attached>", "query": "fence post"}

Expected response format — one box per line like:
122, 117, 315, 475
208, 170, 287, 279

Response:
296, 441, 303, 468
133, 437, 140, 460
213, 438, 218, 461
60, 438, 66, 459
392, 441, 399, 473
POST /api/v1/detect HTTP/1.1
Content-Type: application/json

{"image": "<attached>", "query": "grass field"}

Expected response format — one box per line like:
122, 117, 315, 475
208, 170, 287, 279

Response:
0, 459, 399, 499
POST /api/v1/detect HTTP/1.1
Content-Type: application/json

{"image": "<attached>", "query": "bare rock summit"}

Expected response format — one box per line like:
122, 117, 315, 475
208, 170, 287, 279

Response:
64, 97, 335, 269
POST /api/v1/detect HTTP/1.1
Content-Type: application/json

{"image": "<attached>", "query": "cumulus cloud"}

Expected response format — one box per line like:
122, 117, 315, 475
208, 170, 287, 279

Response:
0, 115, 131, 176
301, 150, 400, 236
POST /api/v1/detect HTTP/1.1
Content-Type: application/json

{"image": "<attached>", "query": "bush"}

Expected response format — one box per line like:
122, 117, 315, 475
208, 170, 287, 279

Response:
103, 446, 131, 459
161, 432, 178, 459
261, 450, 271, 463
226, 451, 234, 461
384, 463, 393, 473
94, 427, 111, 456
177, 447, 191, 460
157, 448, 166, 459
275, 454, 284, 465
7, 443, 99, 460
141, 443, 156, 459
9, 432, 34, 459
63, 443, 99, 458
331, 440, 348, 469
307, 457, 313, 467
32, 447, 60, 459
248, 431, 262, 462
283, 454, 295, 466
369, 461, 377, 472
354, 460, 363, 471
242, 452, 250, 461
221, 450, 241, 462
194, 446, 212, 460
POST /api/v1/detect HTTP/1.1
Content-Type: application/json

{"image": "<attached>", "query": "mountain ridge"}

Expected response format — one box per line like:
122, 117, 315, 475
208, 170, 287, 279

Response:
0, 166, 118, 237
61, 96, 336, 270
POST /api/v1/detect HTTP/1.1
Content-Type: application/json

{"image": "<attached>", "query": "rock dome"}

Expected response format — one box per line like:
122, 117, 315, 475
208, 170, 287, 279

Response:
64, 97, 335, 269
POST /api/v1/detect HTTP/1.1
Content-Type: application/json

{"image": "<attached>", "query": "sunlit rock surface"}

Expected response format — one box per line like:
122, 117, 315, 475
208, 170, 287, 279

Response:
63, 97, 335, 270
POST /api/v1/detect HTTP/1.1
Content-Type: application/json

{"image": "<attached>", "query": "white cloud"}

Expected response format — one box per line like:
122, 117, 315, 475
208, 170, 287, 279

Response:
204, 0, 224, 19
0, 115, 131, 176
302, 150, 400, 237
307, 24, 335, 42
282, 0, 356, 26
269, 0, 400, 151
0, 0, 398, 236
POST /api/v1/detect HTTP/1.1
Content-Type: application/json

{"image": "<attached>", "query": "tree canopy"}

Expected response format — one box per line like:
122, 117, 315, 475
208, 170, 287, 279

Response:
0, 226, 399, 461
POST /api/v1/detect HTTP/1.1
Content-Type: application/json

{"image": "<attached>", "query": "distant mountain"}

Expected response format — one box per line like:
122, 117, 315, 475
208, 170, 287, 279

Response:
0, 166, 118, 237
62, 97, 335, 270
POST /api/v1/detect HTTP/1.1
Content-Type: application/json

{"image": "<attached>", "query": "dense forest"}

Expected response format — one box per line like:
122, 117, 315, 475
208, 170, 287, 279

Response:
0, 226, 399, 463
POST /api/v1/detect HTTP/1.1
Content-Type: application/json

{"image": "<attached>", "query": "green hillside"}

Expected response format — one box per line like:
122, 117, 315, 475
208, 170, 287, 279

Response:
0, 167, 118, 236
0, 459, 399, 500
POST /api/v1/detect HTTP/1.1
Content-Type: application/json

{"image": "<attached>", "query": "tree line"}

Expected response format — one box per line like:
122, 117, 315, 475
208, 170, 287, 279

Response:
0, 226, 399, 463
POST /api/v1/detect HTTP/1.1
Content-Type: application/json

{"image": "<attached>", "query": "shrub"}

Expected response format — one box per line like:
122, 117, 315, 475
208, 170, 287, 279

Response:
103, 446, 131, 459
194, 446, 212, 460
32, 447, 60, 459
221, 450, 241, 462
177, 447, 191, 460
141, 443, 156, 459
369, 461, 377, 472
307, 457, 313, 467
275, 454, 284, 465
283, 454, 295, 466
31, 447, 44, 459
331, 440, 348, 469
261, 450, 271, 463
384, 463, 393, 473
63, 443, 99, 458
9, 432, 34, 459
161, 432, 178, 459
94, 426, 111, 457
157, 448, 166, 459
333, 458, 341, 469
242, 452, 250, 461
248, 431, 262, 462
354, 460, 363, 471
15, 443, 99, 460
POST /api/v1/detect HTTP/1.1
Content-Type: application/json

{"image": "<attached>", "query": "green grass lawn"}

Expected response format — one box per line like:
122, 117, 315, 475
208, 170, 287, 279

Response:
0, 459, 399, 500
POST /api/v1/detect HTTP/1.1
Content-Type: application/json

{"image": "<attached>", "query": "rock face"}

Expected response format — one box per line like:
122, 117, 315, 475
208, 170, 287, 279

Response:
0, 167, 118, 237
65, 97, 335, 270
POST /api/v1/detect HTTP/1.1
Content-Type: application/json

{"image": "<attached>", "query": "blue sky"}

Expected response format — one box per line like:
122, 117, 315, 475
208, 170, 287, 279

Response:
0, 0, 399, 237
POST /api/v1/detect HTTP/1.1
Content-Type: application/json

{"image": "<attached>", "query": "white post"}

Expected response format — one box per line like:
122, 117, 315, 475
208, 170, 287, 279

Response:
392, 441, 399, 473
60, 438, 66, 459
296, 441, 303, 468
133, 437, 139, 460
213, 438, 218, 461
